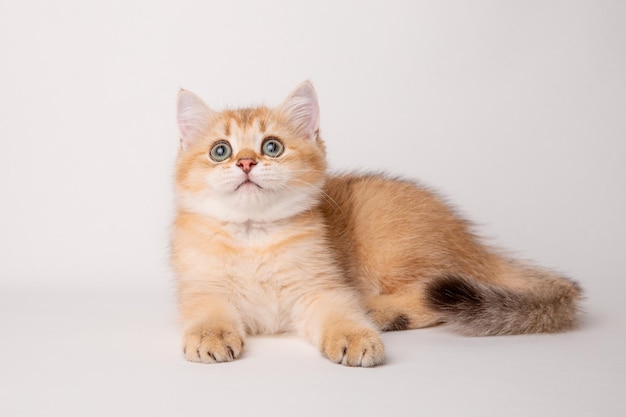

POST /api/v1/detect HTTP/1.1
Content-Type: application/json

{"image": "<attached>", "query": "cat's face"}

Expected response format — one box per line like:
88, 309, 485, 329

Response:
175, 82, 327, 223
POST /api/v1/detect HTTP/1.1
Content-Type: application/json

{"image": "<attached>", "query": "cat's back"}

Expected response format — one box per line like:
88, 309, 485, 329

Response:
321, 174, 492, 293
322, 173, 459, 228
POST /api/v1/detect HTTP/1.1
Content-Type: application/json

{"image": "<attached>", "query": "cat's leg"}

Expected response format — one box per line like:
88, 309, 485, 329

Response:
179, 293, 245, 364
365, 289, 442, 332
296, 291, 385, 367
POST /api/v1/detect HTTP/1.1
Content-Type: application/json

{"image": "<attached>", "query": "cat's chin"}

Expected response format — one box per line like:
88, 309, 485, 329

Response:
178, 186, 319, 224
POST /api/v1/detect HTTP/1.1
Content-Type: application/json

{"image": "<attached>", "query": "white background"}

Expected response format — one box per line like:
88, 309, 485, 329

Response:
1, 1, 624, 416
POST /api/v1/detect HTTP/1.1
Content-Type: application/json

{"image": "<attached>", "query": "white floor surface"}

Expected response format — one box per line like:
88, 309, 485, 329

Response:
1, 284, 623, 417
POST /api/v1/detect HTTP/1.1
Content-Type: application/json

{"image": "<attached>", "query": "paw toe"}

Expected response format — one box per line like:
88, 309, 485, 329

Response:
183, 325, 244, 364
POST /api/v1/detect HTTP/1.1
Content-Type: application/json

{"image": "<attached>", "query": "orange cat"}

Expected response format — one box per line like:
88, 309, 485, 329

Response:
171, 81, 582, 367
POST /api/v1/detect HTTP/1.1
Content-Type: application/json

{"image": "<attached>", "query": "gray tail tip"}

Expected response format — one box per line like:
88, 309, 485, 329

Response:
425, 274, 584, 336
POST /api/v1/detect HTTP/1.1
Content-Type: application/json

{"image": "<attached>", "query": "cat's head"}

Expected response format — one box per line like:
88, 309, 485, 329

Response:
175, 81, 327, 223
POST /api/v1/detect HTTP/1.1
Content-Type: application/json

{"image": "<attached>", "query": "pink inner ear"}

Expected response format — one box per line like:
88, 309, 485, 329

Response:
177, 89, 213, 149
280, 81, 320, 140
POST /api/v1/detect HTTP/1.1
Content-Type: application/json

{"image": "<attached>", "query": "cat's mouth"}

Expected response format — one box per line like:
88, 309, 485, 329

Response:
235, 179, 263, 191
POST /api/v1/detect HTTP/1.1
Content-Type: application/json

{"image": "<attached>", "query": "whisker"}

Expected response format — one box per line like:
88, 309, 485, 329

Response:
270, 176, 343, 214
264, 179, 316, 217
259, 153, 343, 214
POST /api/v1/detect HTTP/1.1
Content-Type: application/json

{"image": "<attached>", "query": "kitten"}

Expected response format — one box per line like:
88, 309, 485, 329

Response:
171, 81, 582, 367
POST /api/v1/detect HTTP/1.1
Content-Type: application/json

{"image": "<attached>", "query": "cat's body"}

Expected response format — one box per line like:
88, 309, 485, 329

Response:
172, 81, 581, 367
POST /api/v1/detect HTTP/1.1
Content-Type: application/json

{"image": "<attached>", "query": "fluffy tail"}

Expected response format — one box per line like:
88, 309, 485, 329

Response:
425, 266, 583, 336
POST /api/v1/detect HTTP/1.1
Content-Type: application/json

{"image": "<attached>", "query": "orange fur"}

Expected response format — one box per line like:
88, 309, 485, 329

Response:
171, 82, 582, 367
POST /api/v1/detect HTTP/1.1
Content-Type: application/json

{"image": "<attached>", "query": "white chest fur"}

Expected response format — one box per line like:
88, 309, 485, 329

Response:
194, 220, 333, 335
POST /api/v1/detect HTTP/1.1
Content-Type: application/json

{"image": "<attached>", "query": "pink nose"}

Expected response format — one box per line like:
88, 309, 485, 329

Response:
237, 158, 257, 174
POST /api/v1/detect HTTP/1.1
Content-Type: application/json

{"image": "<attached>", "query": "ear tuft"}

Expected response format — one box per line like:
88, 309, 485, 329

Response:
177, 89, 213, 149
278, 81, 320, 140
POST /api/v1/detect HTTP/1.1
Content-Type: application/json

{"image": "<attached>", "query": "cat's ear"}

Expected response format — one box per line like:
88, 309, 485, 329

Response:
177, 89, 214, 150
278, 81, 320, 141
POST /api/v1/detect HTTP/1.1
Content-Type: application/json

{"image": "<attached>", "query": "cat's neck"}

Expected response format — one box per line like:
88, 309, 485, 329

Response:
221, 211, 318, 245
178, 208, 320, 248
230, 218, 280, 236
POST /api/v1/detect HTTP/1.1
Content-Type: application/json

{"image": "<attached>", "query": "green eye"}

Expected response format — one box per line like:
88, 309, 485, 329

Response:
209, 141, 232, 162
262, 138, 284, 158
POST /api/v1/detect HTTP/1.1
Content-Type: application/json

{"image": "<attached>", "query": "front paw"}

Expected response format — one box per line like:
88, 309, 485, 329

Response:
321, 325, 385, 367
183, 323, 245, 364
